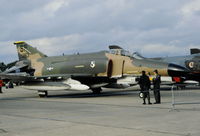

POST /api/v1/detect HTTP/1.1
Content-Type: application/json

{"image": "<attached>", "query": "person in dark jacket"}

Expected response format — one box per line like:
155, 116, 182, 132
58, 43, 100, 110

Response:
153, 69, 161, 104
0, 78, 3, 93
139, 71, 152, 105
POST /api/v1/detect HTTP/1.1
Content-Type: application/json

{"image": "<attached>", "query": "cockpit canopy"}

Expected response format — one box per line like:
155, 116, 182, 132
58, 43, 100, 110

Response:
109, 45, 145, 59
109, 45, 132, 57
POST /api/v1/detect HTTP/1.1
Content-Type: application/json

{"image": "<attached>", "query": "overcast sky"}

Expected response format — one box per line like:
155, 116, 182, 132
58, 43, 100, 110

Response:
0, 0, 200, 63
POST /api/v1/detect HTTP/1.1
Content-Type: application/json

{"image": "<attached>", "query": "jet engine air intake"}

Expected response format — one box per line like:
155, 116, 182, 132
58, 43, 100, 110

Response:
185, 60, 200, 71
107, 60, 113, 77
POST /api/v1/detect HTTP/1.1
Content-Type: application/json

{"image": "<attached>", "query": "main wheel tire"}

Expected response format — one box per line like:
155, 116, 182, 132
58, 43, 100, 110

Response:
38, 91, 48, 98
92, 88, 102, 94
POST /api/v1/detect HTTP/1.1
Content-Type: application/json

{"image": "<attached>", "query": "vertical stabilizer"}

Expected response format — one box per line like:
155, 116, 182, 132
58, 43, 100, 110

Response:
190, 48, 200, 55
14, 41, 47, 60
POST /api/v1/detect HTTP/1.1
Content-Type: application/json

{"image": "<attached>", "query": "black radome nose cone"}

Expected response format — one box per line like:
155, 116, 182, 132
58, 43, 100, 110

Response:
168, 64, 190, 76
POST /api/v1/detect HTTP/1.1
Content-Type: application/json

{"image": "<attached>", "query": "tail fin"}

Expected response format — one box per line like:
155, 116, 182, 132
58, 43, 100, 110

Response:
14, 41, 47, 60
0, 62, 6, 72
190, 48, 200, 55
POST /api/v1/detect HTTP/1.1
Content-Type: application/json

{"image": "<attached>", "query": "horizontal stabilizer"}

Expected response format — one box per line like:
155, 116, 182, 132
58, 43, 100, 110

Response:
3, 63, 28, 73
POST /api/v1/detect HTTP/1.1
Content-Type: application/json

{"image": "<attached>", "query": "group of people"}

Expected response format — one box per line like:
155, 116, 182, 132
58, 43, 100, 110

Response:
139, 70, 161, 105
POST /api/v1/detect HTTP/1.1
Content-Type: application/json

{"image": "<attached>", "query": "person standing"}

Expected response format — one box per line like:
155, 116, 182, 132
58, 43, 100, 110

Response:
139, 71, 152, 105
153, 70, 161, 104
0, 78, 3, 93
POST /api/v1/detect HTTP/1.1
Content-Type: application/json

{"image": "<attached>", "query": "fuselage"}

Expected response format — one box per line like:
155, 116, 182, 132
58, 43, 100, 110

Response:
30, 51, 189, 79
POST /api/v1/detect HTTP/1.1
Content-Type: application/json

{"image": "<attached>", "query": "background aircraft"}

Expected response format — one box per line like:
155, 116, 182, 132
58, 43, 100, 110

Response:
133, 48, 200, 84
0, 42, 189, 97
0, 62, 6, 72
0, 61, 17, 73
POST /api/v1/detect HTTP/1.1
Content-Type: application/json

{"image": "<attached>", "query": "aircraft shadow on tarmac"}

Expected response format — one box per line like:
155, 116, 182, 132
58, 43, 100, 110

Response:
48, 86, 200, 99
47, 89, 140, 98
48, 86, 199, 98
47, 86, 198, 98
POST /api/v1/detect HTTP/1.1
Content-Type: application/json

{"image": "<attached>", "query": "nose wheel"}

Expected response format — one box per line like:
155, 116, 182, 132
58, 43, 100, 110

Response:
38, 91, 48, 97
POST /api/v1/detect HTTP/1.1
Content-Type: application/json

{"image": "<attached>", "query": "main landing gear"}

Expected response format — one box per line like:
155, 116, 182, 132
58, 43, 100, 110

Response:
92, 88, 102, 94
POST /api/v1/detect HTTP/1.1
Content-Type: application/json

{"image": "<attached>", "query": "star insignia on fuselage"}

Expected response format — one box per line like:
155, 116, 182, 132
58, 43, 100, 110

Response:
47, 67, 54, 71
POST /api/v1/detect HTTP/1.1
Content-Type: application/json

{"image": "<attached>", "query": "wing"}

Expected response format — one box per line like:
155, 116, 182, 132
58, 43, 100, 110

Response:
0, 72, 33, 82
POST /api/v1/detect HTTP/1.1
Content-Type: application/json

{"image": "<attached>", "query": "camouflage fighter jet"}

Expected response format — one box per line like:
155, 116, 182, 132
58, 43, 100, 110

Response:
0, 41, 189, 97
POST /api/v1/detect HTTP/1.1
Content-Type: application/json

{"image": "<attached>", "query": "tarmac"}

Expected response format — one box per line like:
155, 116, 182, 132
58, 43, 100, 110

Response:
0, 86, 200, 136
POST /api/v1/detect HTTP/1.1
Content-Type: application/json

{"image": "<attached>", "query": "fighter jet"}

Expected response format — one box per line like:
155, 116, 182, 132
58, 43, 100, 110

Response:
0, 61, 17, 72
133, 48, 200, 84
0, 62, 6, 72
0, 41, 189, 97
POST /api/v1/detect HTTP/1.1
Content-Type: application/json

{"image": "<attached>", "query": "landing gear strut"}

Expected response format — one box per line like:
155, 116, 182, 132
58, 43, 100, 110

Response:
38, 91, 48, 97
92, 88, 102, 94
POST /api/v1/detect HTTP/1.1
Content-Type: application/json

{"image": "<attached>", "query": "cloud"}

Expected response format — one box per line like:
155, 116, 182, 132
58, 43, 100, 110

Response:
140, 44, 188, 57
0, 0, 200, 63
0, 41, 18, 63
44, 0, 69, 17
181, 0, 200, 17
